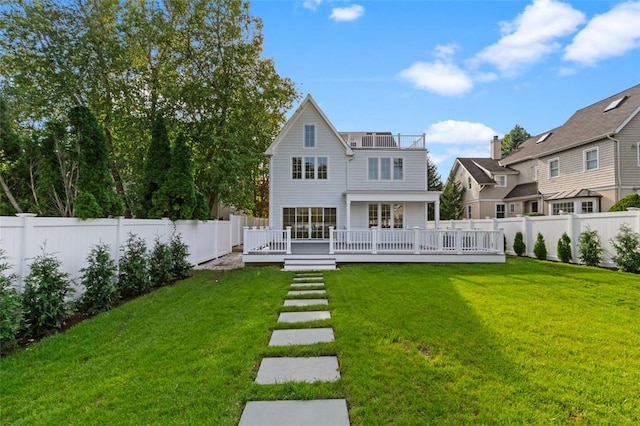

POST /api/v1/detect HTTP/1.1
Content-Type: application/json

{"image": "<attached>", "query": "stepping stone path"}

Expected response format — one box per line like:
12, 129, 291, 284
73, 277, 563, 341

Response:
239, 271, 350, 426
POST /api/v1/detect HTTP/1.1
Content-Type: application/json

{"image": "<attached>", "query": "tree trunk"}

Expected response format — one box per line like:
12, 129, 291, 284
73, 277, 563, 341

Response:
0, 173, 23, 213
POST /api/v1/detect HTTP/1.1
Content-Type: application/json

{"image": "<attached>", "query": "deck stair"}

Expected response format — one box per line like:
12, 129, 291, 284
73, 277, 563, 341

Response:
283, 256, 337, 271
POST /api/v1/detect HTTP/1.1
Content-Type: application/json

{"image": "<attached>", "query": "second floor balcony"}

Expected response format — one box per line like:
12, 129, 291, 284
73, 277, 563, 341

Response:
340, 132, 426, 150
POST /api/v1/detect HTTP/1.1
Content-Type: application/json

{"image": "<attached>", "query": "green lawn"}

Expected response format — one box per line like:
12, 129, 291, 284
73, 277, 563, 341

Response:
2, 258, 639, 425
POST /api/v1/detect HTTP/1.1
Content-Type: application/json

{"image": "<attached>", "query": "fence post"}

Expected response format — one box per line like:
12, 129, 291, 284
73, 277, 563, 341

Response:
522, 215, 531, 257
371, 228, 377, 254
414, 226, 420, 254
16, 213, 37, 291
286, 226, 292, 254
242, 227, 249, 254
213, 220, 219, 259
567, 213, 578, 263
329, 226, 335, 254
115, 216, 125, 274
192, 220, 199, 266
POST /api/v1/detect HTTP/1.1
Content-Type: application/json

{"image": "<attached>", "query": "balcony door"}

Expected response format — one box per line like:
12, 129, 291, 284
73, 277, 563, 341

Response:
283, 207, 337, 239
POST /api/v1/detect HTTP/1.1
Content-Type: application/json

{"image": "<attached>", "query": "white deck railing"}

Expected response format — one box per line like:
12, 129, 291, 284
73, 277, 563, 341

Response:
243, 227, 504, 255
242, 227, 291, 254
340, 133, 425, 150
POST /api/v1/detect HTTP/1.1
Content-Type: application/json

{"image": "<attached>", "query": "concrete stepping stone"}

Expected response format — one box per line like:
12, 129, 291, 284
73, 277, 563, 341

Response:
269, 328, 334, 346
288, 289, 326, 296
239, 399, 350, 426
293, 277, 323, 281
278, 311, 330, 323
283, 298, 328, 307
255, 356, 340, 384
290, 283, 325, 288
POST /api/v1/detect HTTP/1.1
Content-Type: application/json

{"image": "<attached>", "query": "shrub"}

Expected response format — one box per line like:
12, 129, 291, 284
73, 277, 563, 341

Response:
118, 233, 150, 298
149, 237, 173, 288
610, 224, 640, 273
557, 232, 572, 263
608, 194, 640, 212
578, 227, 604, 267
78, 243, 118, 315
533, 232, 547, 260
22, 252, 72, 337
170, 232, 191, 279
1, 249, 22, 355
513, 232, 526, 256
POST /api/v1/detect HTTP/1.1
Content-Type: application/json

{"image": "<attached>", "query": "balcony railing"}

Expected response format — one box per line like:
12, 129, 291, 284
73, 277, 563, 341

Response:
340, 133, 425, 149
243, 227, 504, 255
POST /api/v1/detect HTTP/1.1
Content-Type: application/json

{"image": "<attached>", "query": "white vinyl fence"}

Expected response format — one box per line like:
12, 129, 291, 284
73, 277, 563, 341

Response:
0, 214, 264, 297
431, 210, 640, 267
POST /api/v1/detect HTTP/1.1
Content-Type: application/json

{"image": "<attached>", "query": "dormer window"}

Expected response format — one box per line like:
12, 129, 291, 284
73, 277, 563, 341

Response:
537, 132, 551, 143
604, 96, 627, 113
494, 175, 507, 187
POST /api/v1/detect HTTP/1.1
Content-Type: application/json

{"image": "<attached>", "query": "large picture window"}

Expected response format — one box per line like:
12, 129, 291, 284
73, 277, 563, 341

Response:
552, 202, 574, 215
282, 207, 336, 239
292, 156, 328, 180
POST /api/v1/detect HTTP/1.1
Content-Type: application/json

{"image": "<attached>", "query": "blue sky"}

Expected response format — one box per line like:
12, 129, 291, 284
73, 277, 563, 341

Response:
251, 0, 640, 180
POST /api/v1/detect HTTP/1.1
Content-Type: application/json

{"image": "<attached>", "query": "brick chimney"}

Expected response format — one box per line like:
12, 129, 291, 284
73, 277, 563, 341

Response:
490, 135, 501, 160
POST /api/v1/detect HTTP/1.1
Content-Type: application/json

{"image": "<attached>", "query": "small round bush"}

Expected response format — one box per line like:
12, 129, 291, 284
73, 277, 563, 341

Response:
533, 232, 547, 260
557, 232, 572, 263
513, 232, 526, 256
578, 228, 604, 267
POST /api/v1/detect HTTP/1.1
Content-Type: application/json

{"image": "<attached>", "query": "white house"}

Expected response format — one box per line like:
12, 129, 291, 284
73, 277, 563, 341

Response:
244, 95, 504, 269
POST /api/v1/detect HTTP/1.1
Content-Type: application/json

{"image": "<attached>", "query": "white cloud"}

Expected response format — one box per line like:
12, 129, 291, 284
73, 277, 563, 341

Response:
303, 0, 322, 11
434, 43, 459, 59
473, 0, 585, 76
330, 5, 364, 22
426, 120, 498, 145
558, 66, 577, 76
564, 1, 640, 65
398, 62, 473, 96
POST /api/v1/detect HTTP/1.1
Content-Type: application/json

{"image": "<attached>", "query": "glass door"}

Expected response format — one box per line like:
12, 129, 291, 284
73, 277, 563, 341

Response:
283, 207, 337, 239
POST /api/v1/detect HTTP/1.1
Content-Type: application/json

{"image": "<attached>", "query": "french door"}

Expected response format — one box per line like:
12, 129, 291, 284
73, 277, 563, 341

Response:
283, 207, 337, 239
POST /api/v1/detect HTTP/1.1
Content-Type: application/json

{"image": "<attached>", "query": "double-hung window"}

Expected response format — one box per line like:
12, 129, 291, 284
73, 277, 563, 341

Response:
584, 147, 598, 171
292, 156, 328, 180
304, 124, 315, 148
549, 158, 559, 178
495, 175, 507, 187
368, 157, 403, 180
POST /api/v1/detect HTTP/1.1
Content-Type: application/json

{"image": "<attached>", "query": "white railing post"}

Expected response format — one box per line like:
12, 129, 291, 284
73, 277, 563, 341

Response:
413, 226, 420, 254
455, 229, 462, 254
329, 226, 335, 254
371, 227, 377, 254
286, 226, 292, 254
242, 226, 249, 254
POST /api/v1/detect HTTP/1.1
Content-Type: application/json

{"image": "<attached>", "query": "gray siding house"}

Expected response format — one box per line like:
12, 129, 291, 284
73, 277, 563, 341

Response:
452, 84, 640, 218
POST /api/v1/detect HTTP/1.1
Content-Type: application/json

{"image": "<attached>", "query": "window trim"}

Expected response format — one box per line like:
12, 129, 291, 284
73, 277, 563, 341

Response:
303, 124, 316, 149
548, 157, 559, 179
509, 203, 516, 214
637, 142, 640, 167
494, 174, 507, 187
583, 147, 599, 172
496, 203, 506, 219
367, 156, 404, 181
368, 202, 405, 229
291, 155, 328, 181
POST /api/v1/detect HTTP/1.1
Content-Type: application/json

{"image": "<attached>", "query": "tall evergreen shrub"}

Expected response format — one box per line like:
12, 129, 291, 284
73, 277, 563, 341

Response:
513, 232, 526, 256
118, 233, 150, 298
69, 106, 123, 218
149, 237, 173, 288
79, 243, 119, 314
533, 232, 547, 260
138, 113, 172, 218
170, 232, 192, 279
557, 232, 572, 263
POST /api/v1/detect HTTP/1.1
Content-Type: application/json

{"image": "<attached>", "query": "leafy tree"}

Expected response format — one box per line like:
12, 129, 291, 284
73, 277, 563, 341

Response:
427, 150, 443, 220
578, 227, 604, 267
610, 224, 640, 273
557, 232, 572, 263
513, 232, 526, 256
440, 176, 465, 220
533, 232, 547, 260
69, 106, 123, 219
138, 113, 172, 218
501, 124, 531, 157
608, 194, 640, 212
150, 132, 196, 220
0, 96, 27, 215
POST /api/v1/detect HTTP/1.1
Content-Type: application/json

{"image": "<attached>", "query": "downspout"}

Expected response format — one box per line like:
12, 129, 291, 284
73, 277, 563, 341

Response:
607, 134, 621, 202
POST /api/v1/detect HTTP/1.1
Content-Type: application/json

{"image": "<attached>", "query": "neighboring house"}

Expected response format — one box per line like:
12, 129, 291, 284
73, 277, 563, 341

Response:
451, 84, 640, 218
265, 94, 441, 236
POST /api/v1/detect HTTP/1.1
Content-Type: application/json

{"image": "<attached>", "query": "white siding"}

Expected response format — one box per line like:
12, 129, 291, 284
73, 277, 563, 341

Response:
269, 104, 348, 229
618, 114, 640, 188
349, 201, 426, 229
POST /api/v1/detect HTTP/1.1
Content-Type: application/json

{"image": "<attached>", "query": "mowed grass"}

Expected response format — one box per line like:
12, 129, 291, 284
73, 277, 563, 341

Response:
1, 258, 639, 424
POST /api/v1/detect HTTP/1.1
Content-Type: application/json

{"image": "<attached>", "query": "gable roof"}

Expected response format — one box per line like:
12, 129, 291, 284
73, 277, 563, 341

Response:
504, 182, 539, 200
265, 94, 353, 156
456, 158, 517, 185
501, 84, 640, 166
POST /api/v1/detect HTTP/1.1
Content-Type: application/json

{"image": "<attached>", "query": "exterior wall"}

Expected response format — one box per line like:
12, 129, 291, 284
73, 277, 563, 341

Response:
537, 139, 616, 196
508, 159, 537, 183
617, 114, 640, 189
455, 162, 520, 219
347, 149, 427, 191
269, 105, 348, 229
